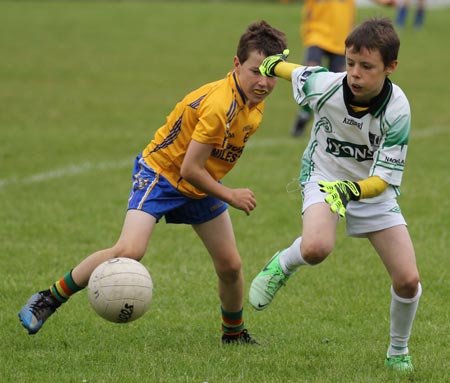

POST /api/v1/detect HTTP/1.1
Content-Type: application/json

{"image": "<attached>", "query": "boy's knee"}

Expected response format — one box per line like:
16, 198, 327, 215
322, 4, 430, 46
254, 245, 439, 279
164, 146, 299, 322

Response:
301, 240, 332, 265
112, 243, 145, 262
217, 259, 242, 283
393, 275, 421, 299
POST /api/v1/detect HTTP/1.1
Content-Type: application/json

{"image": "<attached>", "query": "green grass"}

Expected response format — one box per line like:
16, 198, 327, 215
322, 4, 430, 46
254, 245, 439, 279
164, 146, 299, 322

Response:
1, 1, 449, 382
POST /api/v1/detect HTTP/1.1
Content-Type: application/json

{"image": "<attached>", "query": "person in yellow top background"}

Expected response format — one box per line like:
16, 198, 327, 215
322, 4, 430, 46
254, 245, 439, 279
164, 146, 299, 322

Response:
18, 20, 287, 345
291, 0, 395, 137
301, 0, 356, 63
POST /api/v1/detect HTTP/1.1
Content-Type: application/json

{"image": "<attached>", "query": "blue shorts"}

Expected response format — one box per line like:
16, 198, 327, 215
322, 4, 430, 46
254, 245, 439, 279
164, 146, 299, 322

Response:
127, 155, 228, 224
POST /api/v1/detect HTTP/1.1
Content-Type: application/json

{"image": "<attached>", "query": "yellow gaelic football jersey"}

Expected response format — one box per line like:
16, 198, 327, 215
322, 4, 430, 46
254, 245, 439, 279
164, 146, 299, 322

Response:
142, 71, 264, 199
301, 0, 355, 55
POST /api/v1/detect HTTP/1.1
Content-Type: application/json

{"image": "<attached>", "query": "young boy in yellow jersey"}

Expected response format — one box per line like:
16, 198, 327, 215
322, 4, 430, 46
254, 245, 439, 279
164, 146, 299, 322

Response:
18, 20, 287, 344
292, 0, 394, 136
250, 17, 421, 371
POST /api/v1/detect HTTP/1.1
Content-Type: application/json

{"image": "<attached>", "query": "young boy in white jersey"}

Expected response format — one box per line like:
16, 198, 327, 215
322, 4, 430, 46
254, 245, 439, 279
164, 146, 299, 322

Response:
18, 20, 287, 344
250, 17, 421, 371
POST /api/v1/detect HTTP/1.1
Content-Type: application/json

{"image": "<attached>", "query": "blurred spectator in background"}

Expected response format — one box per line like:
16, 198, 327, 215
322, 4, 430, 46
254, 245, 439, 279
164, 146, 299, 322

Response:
291, 0, 395, 137
396, 0, 426, 29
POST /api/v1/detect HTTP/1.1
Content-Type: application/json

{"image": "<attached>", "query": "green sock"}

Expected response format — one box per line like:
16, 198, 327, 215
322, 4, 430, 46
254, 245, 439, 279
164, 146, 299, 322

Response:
221, 307, 244, 336
50, 270, 83, 303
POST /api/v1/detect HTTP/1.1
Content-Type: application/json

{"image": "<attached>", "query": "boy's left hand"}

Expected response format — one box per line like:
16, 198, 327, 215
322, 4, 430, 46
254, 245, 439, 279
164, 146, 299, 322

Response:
318, 180, 361, 218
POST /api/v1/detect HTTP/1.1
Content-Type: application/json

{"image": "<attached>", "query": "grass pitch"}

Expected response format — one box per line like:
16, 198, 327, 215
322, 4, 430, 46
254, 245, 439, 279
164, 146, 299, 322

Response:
1, 1, 449, 382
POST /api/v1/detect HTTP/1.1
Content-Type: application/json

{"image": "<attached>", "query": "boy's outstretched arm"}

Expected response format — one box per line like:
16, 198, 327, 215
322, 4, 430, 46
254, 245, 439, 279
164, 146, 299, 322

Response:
259, 49, 301, 81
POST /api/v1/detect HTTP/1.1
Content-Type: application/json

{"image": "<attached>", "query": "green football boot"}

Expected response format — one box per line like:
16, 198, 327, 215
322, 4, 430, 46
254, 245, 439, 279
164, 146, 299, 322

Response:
385, 353, 414, 373
249, 250, 290, 310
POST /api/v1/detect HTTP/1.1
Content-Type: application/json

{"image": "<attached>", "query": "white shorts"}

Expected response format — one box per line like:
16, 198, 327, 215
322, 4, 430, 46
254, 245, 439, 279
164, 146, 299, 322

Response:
302, 180, 407, 238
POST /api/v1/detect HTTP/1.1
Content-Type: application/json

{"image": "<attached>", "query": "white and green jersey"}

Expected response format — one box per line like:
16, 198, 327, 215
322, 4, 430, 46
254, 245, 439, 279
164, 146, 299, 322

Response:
292, 66, 411, 203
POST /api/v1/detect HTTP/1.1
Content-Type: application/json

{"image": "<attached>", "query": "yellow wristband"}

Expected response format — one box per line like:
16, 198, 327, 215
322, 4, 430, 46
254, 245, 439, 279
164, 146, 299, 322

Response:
274, 62, 302, 81
357, 176, 388, 199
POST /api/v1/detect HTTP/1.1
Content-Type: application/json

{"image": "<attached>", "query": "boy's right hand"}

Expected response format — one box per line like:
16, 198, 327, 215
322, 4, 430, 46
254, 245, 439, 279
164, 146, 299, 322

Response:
228, 188, 256, 215
259, 49, 290, 77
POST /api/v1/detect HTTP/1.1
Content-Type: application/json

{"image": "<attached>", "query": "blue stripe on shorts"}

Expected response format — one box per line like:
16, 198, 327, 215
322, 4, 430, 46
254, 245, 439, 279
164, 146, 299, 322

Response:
127, 155, 228, 224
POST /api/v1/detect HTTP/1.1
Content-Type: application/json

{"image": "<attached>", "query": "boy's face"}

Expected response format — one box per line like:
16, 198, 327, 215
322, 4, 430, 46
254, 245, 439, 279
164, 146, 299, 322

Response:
233, 50, 277, 108
345, 46, 398, 103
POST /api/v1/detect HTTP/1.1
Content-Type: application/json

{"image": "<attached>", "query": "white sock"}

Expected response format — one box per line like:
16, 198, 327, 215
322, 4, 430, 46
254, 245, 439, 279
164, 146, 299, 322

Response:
388, 282, 422, 356
279, 237, 309, 274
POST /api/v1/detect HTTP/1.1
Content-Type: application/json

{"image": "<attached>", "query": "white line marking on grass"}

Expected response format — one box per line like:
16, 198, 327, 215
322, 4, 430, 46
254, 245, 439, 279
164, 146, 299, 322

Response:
0, 125, 445, 189
0, 139, 298, 189
0, 159, 131, 189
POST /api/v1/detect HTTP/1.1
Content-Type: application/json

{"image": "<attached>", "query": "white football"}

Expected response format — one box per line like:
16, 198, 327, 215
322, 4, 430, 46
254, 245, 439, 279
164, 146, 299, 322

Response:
88, 258, 153, 323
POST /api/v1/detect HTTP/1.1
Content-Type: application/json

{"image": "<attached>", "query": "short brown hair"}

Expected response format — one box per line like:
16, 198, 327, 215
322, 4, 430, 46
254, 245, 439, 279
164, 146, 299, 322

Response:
236, 20, 287, 64
345, 17, 400, 67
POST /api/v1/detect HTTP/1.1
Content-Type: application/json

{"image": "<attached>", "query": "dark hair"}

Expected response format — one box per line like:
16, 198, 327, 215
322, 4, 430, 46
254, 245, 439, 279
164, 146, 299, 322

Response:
236, 20, 287, 64
345, 17, 400, 67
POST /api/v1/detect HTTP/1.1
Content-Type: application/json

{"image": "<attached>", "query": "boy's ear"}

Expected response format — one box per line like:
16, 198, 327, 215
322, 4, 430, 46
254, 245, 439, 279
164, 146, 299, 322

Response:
233, 56, 241, 71
386, 59, 398, 75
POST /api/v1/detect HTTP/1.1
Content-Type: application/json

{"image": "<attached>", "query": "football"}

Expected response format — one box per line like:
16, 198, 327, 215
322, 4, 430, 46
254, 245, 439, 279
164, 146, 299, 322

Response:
87, 258, 153, 323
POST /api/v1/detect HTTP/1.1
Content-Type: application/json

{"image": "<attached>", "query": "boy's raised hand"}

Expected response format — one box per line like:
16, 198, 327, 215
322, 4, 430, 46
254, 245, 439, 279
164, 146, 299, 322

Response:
259, 49, 290, 77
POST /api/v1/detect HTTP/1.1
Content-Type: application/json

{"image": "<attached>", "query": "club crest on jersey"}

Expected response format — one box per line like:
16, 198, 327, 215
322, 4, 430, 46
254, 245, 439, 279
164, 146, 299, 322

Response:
316, 117, 333, 133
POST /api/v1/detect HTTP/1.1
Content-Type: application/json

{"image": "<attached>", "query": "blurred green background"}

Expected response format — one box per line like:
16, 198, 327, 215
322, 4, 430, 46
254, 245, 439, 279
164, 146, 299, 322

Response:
1, 1, 449, 382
